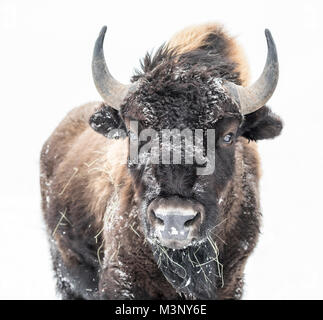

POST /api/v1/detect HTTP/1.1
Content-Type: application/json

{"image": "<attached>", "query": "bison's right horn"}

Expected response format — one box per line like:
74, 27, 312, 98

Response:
223, 29, 279, 115
92, 26, 132, 110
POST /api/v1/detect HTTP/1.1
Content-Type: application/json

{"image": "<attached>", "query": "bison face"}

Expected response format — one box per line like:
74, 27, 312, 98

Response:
91, 93, 242, 250
90, 72, 282, 250
117, 69, 244, 249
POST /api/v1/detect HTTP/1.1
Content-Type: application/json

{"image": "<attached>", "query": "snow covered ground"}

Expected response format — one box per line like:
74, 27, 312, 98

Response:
1, 0, 323, 299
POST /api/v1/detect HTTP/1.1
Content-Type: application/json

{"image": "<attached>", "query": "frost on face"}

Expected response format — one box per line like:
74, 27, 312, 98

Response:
205, 77, 225, 116
192, 182, 202, 195
141, 101, 155, 123
170, 227, 179, 236
142, 163, 161, 201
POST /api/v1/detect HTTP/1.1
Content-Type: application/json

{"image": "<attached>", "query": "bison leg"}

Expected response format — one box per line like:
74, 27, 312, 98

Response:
49, 241, 100, 300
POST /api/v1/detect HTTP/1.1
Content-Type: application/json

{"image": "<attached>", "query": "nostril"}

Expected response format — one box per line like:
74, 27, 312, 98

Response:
150, 210, 164, 226
184, 211, 201, 227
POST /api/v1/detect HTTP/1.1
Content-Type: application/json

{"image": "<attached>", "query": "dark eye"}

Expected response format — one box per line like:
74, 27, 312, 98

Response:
223, 133, 233, 144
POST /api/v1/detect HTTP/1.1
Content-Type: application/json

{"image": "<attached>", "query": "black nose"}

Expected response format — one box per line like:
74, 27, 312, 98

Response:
147, 197, 204, 249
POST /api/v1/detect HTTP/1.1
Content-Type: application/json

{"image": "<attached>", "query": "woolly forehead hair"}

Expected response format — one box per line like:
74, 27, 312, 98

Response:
123, 63, 242, 130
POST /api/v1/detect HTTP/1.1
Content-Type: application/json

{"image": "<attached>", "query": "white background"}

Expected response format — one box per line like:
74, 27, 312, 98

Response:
0, 0, 322, 299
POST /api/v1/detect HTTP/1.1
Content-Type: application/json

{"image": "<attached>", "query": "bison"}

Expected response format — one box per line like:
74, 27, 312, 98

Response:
40, 23, 283, 300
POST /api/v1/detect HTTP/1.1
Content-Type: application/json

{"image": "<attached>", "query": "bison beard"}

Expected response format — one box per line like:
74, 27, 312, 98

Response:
151, 239, 222, 299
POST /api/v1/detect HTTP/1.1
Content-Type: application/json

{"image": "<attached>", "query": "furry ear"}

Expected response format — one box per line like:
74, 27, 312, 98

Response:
89, 104, 127, 139
239, 106, 283, 141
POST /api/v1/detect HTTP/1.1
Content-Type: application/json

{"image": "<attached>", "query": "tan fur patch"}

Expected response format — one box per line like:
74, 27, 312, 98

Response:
167, 23, 250, 85
85, 138, 131, 225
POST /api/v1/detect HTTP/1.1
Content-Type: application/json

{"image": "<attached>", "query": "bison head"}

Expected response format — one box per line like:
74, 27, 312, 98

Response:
89, 26, 282, 298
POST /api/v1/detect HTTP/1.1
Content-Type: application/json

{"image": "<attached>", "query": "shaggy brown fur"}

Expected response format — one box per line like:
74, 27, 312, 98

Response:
40, 23, 281, 299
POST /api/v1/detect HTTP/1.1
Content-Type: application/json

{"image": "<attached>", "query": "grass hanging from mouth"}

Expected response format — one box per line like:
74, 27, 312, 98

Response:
154, 235, 224, 288
207, 235, 224, 288
154, 240, 187, 279
193, 250, 212, 284
97, 239, 105, 268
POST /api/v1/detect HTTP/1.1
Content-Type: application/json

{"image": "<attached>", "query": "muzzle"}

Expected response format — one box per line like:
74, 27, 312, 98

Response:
147, 196, 205, 249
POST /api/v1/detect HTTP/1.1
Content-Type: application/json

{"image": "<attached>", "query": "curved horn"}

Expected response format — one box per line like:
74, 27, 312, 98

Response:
223, 29, 279, 115
92, 26, 131, 110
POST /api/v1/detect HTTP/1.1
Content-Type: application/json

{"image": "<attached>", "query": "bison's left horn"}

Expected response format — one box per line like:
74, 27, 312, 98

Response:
223, 29, 279, 115
92, 26, 132, 110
